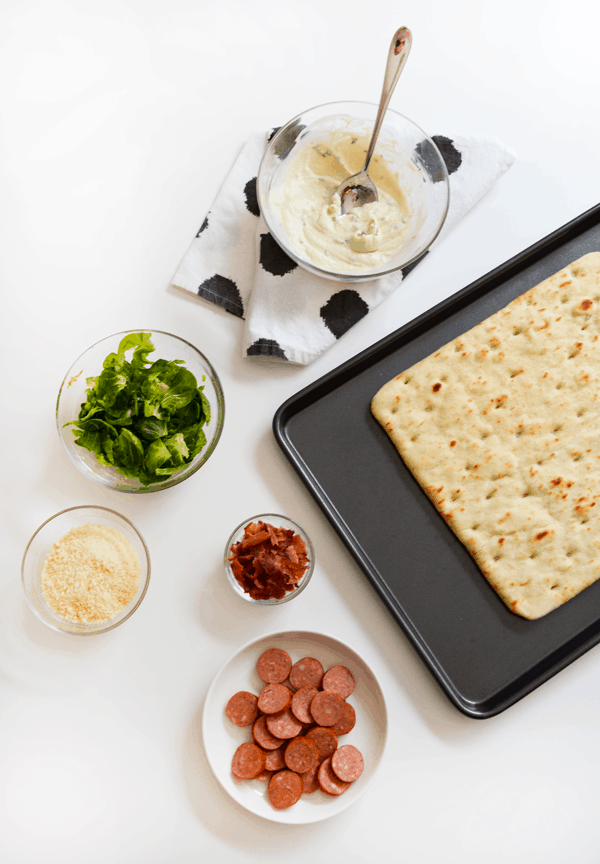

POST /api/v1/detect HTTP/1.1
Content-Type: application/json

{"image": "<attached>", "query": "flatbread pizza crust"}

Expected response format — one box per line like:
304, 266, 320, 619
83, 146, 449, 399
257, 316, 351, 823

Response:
372, 252, 600, 619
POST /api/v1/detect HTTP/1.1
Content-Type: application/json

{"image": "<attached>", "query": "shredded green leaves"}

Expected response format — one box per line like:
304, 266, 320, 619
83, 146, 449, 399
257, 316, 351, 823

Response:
66, 333, 211, 485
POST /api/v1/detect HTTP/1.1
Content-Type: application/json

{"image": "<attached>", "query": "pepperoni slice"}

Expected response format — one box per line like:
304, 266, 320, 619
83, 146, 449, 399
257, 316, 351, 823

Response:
256, 648, 292, 684
256, 769, 273, 782
310, 690, 344, 727
265, 708, 303, 739
331, 745, 364, 782
300, 763, 320, 794
231, 742, 266, 780
258, 683, 293, 714
291, 686, 319, 724
331, 701, 356, 736
252, 715, 284, 750
265, 746, 286, 772
268, 770, 303, 809
317, 757, 351, 796
226, 691, 259, 727
284, 737, 319, 774
289, 657, 324, 690
305, 726, 338, 761
322, 665, 355, 699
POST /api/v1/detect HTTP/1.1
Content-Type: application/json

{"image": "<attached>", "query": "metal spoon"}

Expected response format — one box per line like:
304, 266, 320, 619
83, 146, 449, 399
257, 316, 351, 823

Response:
335, 26, 412, 215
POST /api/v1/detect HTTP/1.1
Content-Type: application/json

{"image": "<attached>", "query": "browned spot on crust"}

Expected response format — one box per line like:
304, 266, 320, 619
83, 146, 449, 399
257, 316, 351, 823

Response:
432, 383, 442, 392
581, 299, 593, 310
569, 342, 584, 358
450, 440, 456, 447
535, 531, 549, 541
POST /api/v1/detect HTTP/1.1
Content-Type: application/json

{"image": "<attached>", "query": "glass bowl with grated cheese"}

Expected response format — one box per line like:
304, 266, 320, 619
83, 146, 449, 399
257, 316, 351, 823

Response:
21, 505, 150, 635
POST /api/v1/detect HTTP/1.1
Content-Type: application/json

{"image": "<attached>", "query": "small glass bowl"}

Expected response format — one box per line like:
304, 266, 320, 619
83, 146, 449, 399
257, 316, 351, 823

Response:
21, 505, 151, 635
257, 100, 450, 283
56, 330, 225, 493
224, 514, 315, 605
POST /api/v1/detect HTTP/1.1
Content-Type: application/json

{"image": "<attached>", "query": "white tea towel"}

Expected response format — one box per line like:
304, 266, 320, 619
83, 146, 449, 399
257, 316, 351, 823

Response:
172, 130, 515, 365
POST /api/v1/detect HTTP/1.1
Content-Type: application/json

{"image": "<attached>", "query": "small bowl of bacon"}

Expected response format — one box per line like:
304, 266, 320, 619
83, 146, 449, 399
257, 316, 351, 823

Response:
224, 514, 314, 605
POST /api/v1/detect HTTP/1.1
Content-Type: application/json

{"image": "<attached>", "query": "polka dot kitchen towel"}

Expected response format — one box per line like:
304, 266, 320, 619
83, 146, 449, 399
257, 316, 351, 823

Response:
171, 130, 515, 365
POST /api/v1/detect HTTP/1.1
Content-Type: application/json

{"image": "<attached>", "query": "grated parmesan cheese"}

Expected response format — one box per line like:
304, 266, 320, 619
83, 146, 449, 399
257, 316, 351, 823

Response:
41, 523, 140, 624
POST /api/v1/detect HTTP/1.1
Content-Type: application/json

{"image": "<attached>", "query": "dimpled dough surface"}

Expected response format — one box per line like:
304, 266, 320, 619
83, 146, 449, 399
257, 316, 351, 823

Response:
371, 252, 600, 619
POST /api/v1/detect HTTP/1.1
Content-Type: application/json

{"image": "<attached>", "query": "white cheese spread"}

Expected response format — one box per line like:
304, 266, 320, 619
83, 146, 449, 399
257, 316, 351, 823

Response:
270, 129, 411, 274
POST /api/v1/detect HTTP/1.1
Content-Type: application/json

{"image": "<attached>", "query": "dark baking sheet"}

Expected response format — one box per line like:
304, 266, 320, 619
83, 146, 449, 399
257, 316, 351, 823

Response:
274, 204, 600, 718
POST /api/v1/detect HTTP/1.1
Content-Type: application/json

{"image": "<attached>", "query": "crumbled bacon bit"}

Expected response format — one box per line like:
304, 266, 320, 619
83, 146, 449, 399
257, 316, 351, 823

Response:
227, 521, 310, 601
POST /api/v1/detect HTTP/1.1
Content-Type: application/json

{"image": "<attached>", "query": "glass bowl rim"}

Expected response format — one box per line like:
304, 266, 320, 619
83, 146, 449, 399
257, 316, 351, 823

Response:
56, 328, 225, 493
257, 99, 451, 282
224, 512, 315, 605
21, 504, 151, 634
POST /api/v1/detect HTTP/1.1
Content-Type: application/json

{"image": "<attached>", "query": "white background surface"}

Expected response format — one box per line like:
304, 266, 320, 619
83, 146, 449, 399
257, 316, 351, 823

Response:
2, 1, 600, 862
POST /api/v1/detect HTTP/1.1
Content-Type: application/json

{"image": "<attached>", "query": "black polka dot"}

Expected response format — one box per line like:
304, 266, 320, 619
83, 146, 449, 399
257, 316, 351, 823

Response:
432, 136, 462, 175
414, 140, 446, 182
401, 250, 429, 280
244, 177, 259, 217
415, 136, 462, 182
259, 233, 298, 277
196, 214, 209, 236
320, 290, 368, 339
197, 274, 244, 318
269, 120, 306, 160
247, 338, 288, 359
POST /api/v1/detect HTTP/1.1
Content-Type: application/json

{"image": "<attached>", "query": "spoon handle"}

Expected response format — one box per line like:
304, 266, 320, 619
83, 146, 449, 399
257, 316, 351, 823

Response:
363, 26, 412, 172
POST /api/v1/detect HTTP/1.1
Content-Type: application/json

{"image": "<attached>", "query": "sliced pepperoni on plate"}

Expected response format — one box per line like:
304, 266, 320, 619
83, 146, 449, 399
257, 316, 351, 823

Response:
322, 665, 355, 699
317, 757, 351, 796
289, 657, 324, 689
266, 708, 303, 739
291, 686, 319, 724
226, 691, 259, 727
331, 701, 356, 736
258, 683, 293, 714
305, 726, 338, 761
231, 742, 265, 780
331, 744, 364, 782
256, 648, 292, 684
284, 736, 319, 774
268, 770, 303, 809
310, 690, 344, 727
252, 715, 284, 750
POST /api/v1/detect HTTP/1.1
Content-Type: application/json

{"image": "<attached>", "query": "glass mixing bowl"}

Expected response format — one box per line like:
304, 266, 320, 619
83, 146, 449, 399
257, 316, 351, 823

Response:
257, 101, 450, 283
224, 514, 314, 605
22, 505, 150, 635
57, 330, 225, 493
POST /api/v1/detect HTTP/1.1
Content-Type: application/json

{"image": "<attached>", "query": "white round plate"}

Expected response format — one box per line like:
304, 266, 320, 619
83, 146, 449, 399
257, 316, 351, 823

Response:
202, 629, 388, 824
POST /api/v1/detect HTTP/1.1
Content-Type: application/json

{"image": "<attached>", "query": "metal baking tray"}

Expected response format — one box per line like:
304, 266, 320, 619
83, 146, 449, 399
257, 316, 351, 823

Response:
273, 203, 600, 718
